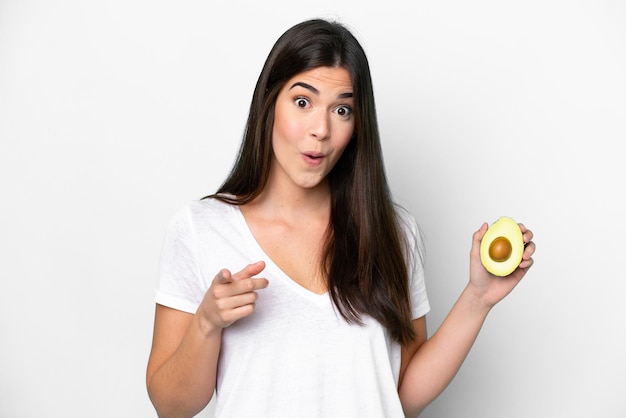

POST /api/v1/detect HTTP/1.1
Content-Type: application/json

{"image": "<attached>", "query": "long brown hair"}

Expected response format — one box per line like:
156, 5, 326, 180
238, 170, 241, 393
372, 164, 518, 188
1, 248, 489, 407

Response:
208, 19, 417, 344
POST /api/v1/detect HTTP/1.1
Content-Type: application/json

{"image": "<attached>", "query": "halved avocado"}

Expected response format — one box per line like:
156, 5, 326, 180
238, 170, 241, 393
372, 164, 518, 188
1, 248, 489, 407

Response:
480, 216, 524, 276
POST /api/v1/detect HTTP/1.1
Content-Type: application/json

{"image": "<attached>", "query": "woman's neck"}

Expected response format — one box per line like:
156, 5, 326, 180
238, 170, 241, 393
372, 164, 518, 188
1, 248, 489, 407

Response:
244, 178, 331, 223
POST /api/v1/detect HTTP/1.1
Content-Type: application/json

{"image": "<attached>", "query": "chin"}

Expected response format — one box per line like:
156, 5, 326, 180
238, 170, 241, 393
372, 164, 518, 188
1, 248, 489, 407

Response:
296, 176, 326, 190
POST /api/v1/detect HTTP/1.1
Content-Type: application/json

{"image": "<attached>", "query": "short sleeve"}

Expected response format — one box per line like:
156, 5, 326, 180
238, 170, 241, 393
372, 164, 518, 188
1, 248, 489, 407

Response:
154, 205, 204, 314
397, 207, 431, 319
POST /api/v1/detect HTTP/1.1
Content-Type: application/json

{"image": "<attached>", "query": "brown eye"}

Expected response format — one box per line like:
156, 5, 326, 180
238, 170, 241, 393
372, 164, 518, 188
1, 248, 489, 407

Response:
295, 97, 310, 108
336, 105, 352, 118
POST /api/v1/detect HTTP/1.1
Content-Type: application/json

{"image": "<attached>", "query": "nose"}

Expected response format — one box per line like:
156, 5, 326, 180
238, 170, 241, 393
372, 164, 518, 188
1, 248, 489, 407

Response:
310, 110, 330, 140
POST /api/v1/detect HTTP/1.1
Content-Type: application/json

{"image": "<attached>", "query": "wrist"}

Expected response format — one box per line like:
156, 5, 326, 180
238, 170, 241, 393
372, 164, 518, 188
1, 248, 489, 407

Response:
194, 310, 223, 339
461, 284, 494, 316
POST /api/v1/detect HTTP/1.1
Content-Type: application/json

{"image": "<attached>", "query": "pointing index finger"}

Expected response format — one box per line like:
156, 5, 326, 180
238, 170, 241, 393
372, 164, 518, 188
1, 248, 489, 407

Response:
231, 261, 266, 281
233, 261, 269, 291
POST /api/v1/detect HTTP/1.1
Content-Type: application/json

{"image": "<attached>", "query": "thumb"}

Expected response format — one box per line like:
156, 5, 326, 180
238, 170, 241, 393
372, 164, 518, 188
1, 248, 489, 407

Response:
214, 268, 233, 285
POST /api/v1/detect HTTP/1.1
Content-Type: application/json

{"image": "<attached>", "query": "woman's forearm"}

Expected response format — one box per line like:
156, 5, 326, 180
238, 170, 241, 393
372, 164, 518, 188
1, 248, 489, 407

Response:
147, 313, 222, 418
399, 284, 492, 416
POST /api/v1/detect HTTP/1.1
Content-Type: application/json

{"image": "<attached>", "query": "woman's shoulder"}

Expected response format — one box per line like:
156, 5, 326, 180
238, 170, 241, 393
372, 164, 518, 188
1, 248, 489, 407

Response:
193, 195, 235, 214
393, 203, 419, 234
168, 196, 237, 230
393, 202, 426, 257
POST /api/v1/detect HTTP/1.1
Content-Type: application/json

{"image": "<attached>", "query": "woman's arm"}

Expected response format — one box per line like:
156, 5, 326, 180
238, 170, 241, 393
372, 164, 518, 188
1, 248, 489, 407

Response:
146, 261, 269, 418
146, 305, 220, 418
400, 317, 428, 385
399, 223, 535, 417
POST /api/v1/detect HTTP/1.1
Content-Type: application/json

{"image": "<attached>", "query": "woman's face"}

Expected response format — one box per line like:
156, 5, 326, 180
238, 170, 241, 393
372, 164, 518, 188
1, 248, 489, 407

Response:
269, 66, 355, 192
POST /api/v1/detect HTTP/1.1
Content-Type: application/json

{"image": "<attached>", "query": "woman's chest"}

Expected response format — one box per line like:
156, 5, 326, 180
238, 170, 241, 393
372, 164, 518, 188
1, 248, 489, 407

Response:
245, 217, 329, 294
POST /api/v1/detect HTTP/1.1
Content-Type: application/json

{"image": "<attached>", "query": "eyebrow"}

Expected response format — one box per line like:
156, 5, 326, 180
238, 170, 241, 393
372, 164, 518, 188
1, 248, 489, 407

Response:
289, 81, 353, 99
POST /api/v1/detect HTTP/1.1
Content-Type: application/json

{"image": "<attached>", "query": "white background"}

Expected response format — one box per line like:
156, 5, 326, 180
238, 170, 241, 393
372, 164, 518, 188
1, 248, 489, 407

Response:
1, 1, 625, 417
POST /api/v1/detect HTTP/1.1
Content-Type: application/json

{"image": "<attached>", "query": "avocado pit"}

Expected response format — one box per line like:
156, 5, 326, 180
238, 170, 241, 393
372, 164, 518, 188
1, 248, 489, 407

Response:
488, 236, 512, 262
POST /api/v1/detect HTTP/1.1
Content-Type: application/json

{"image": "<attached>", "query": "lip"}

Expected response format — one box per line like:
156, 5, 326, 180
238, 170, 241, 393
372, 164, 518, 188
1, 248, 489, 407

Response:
302, 151, 326, 166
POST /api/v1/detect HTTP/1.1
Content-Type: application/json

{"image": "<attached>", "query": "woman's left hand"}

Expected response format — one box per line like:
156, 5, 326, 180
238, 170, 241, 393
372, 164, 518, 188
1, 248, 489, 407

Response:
468, 222, 536, 308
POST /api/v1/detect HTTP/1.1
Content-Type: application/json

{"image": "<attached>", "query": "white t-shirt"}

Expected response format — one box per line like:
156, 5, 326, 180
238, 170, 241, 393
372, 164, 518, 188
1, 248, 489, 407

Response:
155, 198, 430, 417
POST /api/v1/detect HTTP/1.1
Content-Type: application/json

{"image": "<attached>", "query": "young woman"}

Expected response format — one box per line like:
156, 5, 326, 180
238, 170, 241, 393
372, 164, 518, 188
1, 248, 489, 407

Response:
146, 19, 535, 418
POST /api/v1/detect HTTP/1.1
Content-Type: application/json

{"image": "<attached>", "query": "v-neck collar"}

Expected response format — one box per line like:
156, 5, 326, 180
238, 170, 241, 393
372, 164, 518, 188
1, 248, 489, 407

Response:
230, 204, 330, 302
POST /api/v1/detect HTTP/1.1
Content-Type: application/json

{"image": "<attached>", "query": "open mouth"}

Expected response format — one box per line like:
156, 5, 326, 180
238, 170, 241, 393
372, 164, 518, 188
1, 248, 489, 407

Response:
303, 152, 325, 165
304, 152, 325, 159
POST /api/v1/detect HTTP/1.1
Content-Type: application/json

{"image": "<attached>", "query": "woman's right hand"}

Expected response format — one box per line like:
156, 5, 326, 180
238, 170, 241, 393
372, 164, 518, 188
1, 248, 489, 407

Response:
197, 261, 269, 332
147, 262, 267, 417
